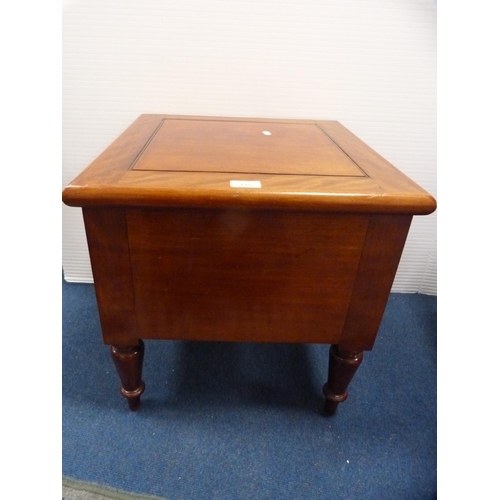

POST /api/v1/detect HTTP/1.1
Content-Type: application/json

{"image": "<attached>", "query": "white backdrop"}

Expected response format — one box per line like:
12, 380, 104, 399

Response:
62, 0, 437, 294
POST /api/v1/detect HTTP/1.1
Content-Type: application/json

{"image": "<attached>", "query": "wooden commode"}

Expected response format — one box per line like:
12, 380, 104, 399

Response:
62, 115, 436, 414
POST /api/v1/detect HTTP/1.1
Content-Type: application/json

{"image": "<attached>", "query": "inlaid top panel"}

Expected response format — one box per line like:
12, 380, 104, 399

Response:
62, 114, 437, 214
131, 119, 365, 177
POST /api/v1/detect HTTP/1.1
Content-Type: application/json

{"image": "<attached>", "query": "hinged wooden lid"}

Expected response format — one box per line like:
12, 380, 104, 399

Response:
131, 118, 364, 177
62, 114, 436, 214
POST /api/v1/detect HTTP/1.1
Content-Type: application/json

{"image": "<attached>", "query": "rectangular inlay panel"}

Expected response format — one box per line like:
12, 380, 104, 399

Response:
131, 119, 365, 177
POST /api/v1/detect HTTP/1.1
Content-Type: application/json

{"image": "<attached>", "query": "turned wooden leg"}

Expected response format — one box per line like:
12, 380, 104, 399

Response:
323, 345, 363, 415
110, 340, 145, 411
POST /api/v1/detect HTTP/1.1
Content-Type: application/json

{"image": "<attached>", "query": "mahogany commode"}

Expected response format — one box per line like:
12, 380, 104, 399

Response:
62, 115, 436, 414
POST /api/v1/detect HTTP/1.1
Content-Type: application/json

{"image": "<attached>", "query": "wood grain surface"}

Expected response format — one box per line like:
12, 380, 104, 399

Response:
62, 115, 436, 215
132, 119, 364, 177
127, 207, 369, 344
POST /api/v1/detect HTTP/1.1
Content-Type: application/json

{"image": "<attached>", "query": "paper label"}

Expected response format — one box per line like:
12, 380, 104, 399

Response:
230, 180, 262, 189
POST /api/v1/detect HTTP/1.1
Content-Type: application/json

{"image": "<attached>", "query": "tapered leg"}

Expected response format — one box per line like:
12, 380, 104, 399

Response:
110, 340, 145, 411
323, 345, 363, 415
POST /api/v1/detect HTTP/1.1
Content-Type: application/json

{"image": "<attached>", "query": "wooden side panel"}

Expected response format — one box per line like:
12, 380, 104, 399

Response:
82, 207, 139, 345
127, 208, 369, 344
338, 215, 413, 352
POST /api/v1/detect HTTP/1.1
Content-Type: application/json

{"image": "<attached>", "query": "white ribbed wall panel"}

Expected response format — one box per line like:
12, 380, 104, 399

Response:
62, 0, 437, 294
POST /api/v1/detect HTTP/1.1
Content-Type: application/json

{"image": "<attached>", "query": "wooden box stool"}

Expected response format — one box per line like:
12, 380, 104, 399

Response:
62, 115, 436, 414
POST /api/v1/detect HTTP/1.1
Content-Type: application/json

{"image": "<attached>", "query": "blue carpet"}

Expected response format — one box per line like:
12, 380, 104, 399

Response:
62, 278, 436, 499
